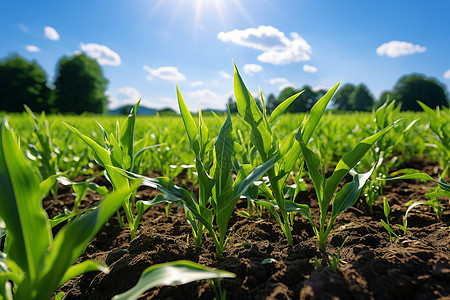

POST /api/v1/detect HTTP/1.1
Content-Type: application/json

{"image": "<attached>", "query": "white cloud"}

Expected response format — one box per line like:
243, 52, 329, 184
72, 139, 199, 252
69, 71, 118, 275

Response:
376, 41, 426, 58
144, 65, 186, 81
109, 87, 142, 108
191, 80, 203, 87
219, 70, 231, 79
278, 82, 297, 91
80, 43, 121, 66
44, 26, 60, 41
218, 25, 311, 65
26, 45, 40, 52
312, 85, 328, 92
243, 63, 263, 75
444, 70, 450, 79
188, 89, 225, 110
303, 64, 317, 73
269, 77, 288, 85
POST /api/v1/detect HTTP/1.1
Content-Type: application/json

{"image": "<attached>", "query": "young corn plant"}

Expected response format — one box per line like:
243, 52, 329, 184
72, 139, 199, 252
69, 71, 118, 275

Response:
117, 88, 279, 258
294, 88, 398, 260
233, 63, 313, 246
64, 100, 159, 239
0, 117, 135, 300
0, 118, 235, 300
23, 105, 60, 199
418, 101, 450, 177
361, 100, 418, 214
380, 197, 399, 243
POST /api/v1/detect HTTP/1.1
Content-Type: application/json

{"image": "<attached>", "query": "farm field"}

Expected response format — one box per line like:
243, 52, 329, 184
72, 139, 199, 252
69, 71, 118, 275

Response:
1, 75, 449, 299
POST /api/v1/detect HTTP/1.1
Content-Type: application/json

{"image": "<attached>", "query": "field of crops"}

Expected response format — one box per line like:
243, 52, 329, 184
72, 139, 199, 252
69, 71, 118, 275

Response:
1, 67, 449, 299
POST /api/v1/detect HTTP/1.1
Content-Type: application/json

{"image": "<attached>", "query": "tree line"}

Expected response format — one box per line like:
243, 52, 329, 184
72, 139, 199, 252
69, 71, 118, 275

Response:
229, 74, 449, 113
1, 53, 449, 114
0, 53, 108, 114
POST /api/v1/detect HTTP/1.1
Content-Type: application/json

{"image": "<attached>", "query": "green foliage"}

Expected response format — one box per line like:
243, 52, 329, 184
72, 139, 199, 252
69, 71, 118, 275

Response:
0, 53, 51, 112
295, 86, 397, 255
54, 53, 109, 114
277, 85, 325, 113
234, 63, 310, 246
112, 260, 235, 300
332, 83, 374, 111
65, 101, 158, 239
391, 74, 449, 111
0, 117, 135, 300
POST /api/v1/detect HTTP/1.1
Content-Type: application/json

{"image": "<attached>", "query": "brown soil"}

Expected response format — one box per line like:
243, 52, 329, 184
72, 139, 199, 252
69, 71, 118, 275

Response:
51, 158, 450, 299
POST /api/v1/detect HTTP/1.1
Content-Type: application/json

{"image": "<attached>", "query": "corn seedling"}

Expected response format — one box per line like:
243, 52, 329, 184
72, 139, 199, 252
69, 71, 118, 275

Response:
0, 117, 136, 300
360, 100, 417, 214
23, 105, 60, 199
418, 101, 450, 177
116, 87, 279, 258
64, 100, 160, 239
233, 63, 312, 246
385, 172, 450, 221
380, 197, 399, 243
295, 86, 398, 259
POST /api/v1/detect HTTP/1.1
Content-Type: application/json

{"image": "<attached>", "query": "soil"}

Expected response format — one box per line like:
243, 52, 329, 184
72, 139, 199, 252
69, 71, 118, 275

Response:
49, 157, 450, 300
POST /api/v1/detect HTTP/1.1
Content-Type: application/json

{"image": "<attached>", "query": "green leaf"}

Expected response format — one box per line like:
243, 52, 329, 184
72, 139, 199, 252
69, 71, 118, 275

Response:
386, 173, 450, 191
16, 185, 135, 299
120, 100, 141, 170
0, 118, 51, 281
213, 111, 234, 196
231, 154, 279, 199
177, 86, 198, 146
269, 91, 303, 125
112, 260, 235, 300
59, 260, 109, 286
331, 167, 374, 218
325, 121, 398, 207
300, 81, 341, 143
383, 197, 390, 219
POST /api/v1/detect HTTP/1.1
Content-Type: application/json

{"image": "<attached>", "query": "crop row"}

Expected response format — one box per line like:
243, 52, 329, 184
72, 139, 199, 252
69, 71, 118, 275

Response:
0, 64, 449, 299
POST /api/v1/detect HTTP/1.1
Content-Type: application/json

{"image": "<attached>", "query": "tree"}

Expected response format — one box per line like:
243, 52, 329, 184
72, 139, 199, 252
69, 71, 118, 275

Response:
54, 53, 108, 114
266, 93, 277, 114
0, 53, 51, 112
391, 74, 449, 111
332, 83, 356, 110
227, 97, 238, 113
348, 84, 374, 111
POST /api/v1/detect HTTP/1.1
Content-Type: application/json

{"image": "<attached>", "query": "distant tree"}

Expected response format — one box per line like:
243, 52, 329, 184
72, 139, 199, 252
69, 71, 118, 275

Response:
227, 97, 238, 113
348, 84, 374, 111
54, 53, 108, 114
0, 53, 51, 112
391, 74, 449, 111
376, 91, 394, 108
265, 93, 277, 114
158, 107, 177, 115
332, 83, 356, 110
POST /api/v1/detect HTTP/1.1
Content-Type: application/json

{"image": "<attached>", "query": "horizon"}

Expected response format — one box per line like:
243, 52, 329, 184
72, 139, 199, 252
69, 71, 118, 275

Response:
1, 0, 449, 112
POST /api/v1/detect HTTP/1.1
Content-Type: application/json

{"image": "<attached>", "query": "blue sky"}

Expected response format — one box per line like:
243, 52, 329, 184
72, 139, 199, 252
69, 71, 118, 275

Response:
1, 0, 449, 111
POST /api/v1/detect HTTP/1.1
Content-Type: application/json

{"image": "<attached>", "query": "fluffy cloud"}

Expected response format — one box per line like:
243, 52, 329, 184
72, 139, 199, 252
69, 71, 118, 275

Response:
44, 26, 60, 41
144, 65, 186, 81
444, 70, 450, 79
243, 63, 263, 75
303, 64, 317, 73
312, 85, 328, 92
108, 87, 142, 108
80, 43, 121, 66
218, 25, 311, 65
26, 45, 40, 52
219, 70, 231, 79
376, 41, 426, 58
269, 77, 288, 85
188, 89, 225, 110
278, 82, 297, 91
191, 81, 203, 87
